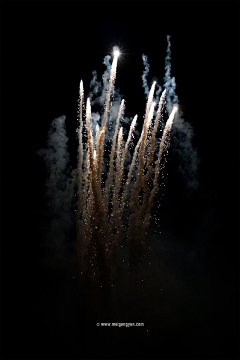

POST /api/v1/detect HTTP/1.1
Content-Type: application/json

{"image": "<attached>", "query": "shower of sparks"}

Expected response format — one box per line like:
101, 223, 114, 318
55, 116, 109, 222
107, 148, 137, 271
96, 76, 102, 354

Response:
76, 48, 178, 278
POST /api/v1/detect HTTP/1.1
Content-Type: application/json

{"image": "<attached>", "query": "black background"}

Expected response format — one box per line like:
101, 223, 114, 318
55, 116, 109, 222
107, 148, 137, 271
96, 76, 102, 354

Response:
1, 1, 239, 359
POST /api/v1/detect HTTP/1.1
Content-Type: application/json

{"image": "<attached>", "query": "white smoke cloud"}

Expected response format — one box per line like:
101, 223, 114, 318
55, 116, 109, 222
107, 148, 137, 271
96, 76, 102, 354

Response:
171, 110, 200, 190
35, 115, 75, 262
88, 55, 111, 106
91, 112, 101, 137
91, 112, 100, 121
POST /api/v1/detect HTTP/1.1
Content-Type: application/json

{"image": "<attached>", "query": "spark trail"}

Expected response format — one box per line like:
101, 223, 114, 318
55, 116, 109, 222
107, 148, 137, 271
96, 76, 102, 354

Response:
76, 47, 178, 279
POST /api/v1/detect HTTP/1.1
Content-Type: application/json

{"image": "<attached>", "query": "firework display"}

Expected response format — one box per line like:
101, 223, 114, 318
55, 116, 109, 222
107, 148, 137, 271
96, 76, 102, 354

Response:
76, 48, 178, 277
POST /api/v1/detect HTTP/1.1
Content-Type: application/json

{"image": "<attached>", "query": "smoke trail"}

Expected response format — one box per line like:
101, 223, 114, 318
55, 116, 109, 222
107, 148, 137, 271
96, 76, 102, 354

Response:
89, 70, 102, 99
155, 84, 162, 105
142, 54, 150, 99
164, 35, 178, 114
164, 35, 199, 190
141, 55, 162, 105
88, 56, 111, 106
36, 115, 74, 263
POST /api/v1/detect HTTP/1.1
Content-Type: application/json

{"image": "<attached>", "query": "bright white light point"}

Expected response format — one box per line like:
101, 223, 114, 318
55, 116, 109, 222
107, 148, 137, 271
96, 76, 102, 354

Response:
113, 46, 120, 58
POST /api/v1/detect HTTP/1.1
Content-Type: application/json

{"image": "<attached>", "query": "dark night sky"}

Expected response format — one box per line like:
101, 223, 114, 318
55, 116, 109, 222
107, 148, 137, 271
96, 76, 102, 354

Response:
1, 1, 239, 359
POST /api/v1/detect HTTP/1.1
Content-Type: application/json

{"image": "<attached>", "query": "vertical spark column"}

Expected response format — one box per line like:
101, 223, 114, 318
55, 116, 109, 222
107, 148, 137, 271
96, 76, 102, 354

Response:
137, 90, 166, 224
129, 82, 156, 215
77, 81, 84, 216
97, 50, 120, 184
77, 80, 87, 262
143, 105, 178, 229
118, 114, 138, 219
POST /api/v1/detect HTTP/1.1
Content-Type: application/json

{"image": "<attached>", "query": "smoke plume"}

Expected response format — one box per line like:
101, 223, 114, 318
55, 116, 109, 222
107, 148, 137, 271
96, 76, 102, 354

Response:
36, 115, 75, 264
